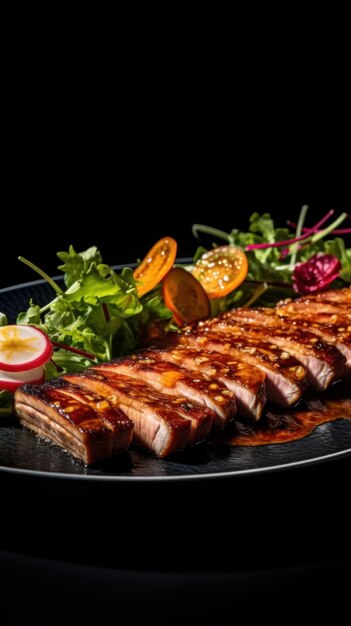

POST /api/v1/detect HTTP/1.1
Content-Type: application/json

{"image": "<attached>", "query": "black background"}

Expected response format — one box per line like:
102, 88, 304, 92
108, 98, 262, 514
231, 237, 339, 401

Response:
1, 161, 349, 288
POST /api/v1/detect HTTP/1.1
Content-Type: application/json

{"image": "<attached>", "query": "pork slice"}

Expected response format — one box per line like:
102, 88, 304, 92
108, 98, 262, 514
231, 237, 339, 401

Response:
46, 377, 134, 453
277, 299, 351, 318
64, 370, 209, 455
299, 287, 351, 305
14, 383, 132, 464
218, 312, 346, 390
164, 328, 306, 406
93, 357, 236, 429
226, 306, 351, 379
140, 347, 267, 421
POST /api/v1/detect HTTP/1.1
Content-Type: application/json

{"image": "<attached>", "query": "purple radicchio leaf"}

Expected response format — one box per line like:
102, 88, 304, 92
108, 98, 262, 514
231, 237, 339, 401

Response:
292, 253, 341, 294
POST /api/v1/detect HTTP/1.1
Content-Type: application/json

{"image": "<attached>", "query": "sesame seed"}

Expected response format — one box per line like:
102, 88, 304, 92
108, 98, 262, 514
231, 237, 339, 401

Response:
207, 368, 217, 377
214, 395, 225, 403
290, 365, 305, 380
197, 337, 208, 345
97, 400, 109, 410
195, 356, 209, 364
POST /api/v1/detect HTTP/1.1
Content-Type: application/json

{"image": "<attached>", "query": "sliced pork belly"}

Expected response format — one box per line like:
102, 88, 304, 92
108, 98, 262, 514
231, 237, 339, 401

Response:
231, 306, 351, 378
278, 302, 351, 326
166, 328, 306, 406
218, 311, 346, 390
282, 317, 351, 378
250, 306, 351, 378
65, 370, 212, 455
140, 347, 267, 421
14, 382, 133, 465
92, 357, 236, 429
46, 377, 134, 452
277, 299, 351, 317
299, 287, 351, 305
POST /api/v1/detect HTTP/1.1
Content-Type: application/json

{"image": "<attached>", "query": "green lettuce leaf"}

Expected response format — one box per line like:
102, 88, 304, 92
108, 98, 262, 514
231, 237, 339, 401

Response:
57, 245, 102, 288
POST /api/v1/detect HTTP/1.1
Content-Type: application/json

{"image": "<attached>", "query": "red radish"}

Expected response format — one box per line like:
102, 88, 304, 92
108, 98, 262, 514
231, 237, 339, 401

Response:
0, 325, 52, 372
0, 366, 46, 391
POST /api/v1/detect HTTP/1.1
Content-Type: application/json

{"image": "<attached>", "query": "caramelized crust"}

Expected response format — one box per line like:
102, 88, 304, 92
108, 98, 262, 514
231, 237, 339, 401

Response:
140, 347, 267, 421
47, 378, 133, 452
64, 370, 211, 454
165, 327, 306, 406
13, 286, 351, 463
14, 383, 133, 464
298, 287, 351, 305
277, 299, 351, 317
214, 314, 345, 390
227, 305, 351, 379
93, 357, 236, 428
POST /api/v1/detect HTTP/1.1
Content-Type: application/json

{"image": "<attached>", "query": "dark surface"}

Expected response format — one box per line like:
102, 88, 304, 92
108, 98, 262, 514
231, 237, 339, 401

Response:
2, 417, 351, 478
1, 550, 348, 625
1, 455, 350, 624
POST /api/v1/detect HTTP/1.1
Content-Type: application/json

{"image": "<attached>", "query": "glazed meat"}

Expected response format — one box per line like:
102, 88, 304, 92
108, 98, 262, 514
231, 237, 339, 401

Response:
12, 286, 351, 463
276, 311, 351, 378
165, 327, 307, 406
277, 299, 351, 317
92, 357, 236, 429
65, 370, 214, 455
141, 347, 267, 421
217, 311, 346, 390
298, 287, 351, 305
14, 381, 133, 464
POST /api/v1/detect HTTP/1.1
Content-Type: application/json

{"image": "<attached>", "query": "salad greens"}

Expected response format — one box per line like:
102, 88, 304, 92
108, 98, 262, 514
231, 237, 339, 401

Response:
193, 207, 351, 311
16, 245, 172, 381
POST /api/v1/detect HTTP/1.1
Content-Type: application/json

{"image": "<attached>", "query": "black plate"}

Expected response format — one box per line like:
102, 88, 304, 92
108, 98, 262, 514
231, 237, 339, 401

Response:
1, 266, 351, 481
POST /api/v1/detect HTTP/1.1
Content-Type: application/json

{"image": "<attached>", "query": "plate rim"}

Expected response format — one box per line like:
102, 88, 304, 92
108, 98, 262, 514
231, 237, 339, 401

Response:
0, 444, 351, 481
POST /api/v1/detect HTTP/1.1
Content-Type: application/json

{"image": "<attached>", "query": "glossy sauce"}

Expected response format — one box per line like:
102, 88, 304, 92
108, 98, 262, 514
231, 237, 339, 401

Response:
217, 382, 351, 447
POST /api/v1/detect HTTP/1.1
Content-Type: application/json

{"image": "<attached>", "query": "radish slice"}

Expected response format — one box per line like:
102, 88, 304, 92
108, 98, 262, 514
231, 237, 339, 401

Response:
0, 366, 46, 391
0, 325, 52, 372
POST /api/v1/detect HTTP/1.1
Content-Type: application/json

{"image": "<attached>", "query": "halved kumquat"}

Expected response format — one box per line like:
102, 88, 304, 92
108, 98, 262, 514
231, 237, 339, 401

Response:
163, 267, 211, 326
133, 236, 177, 297
191, 245, 248, 299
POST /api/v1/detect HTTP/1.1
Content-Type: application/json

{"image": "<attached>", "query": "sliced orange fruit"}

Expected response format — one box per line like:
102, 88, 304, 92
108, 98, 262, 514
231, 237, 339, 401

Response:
192, 245, 248, 299
133, 236, 177, 297
163, 267, 211, 326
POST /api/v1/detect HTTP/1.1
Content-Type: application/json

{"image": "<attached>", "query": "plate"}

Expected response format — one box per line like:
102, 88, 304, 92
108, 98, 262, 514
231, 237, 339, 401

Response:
1, 265, 351, 482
